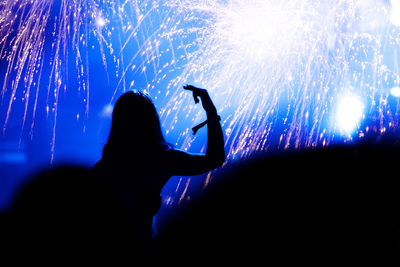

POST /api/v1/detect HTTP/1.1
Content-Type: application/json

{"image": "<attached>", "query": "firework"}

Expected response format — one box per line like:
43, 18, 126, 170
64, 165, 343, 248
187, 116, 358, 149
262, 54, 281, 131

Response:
1, 0, 400, 201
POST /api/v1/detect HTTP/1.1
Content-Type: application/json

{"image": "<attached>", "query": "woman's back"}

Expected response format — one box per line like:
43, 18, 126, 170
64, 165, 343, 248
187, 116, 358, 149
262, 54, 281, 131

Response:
93, 150, 172, 244
93, 86, 225, 249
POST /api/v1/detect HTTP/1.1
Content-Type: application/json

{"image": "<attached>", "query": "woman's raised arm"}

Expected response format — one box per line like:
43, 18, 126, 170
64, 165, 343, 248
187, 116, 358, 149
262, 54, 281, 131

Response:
167, 85, 225, 176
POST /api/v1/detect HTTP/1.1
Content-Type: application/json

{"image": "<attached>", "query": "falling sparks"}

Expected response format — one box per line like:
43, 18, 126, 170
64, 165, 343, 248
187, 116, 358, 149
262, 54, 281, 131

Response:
160, 0, 400, 156
1, 0, 400, 200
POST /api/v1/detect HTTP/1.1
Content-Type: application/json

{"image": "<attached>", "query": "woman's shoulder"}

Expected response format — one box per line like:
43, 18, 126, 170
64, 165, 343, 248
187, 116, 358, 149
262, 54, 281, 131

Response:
92, 157, 122, 173
92, 159, 103, 171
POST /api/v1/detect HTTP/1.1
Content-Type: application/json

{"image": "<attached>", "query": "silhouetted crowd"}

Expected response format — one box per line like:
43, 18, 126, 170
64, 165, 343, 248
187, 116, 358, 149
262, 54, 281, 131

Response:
2, 140, 400, 265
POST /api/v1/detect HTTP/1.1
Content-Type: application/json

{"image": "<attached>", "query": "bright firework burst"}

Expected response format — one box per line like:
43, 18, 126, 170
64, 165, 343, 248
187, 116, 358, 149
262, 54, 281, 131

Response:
160, 0, 400, 158
1, 0, 400, 193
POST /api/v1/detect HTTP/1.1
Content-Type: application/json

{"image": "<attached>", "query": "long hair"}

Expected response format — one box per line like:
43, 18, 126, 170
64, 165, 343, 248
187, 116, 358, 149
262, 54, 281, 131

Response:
102, 90, 170, 160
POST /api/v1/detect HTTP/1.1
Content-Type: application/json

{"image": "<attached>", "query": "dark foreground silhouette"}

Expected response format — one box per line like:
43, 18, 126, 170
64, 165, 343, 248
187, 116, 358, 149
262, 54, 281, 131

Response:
155, 144, 400, 266
93, 87, 225, 249
2, 166, 144, 264
2, 144, 400, 265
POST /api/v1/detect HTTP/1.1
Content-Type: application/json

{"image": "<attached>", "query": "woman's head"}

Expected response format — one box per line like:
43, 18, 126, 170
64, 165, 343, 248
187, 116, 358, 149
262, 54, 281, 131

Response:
103, 90, 170, 158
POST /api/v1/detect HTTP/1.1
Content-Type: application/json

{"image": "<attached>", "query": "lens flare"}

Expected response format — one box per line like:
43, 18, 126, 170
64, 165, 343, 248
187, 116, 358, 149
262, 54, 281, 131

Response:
391, 87, 400, 97
336, 94, 364, 134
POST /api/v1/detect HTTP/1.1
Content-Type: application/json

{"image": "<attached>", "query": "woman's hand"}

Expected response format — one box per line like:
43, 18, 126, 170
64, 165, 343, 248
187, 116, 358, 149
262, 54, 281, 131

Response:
183, 85, 216, 114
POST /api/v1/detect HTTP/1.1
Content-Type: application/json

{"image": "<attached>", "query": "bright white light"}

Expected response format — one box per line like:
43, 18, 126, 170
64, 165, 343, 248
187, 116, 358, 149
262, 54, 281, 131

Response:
390, 0, 400, 27
96, 17, 106, 27
391, 86, 400, 97
222, 4, 277, 57
214, 1, 305, 61
336, 94, 364, 134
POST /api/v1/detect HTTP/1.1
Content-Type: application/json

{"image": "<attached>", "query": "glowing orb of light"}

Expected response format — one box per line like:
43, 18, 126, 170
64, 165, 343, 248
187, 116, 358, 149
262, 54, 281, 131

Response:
391, 87, 400, 97
336, 94, 364, 134
390, 0, 400, 26
96, 16, 106, 27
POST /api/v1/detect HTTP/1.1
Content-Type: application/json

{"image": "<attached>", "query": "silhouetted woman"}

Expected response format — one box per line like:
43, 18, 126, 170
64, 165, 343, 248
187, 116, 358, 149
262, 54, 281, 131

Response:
93, 85, 225, 250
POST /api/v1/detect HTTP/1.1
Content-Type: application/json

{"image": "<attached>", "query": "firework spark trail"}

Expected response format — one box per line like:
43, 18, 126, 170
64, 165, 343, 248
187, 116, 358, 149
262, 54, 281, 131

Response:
1, 0, 400, 197
0, 0, 103, 160
0, 0, 200, 162
160, 0, 400, 161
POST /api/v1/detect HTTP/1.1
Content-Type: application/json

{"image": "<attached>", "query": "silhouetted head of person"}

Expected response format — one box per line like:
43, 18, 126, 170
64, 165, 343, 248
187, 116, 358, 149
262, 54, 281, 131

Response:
103, 90, 170, 160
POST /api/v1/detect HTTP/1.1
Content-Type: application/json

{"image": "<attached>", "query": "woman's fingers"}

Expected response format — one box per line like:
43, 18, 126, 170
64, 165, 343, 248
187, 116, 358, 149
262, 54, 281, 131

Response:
184, 84, 217, 113
184, 85, 200, 103
183, 85, 205, 91
183, 85, 195, 90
